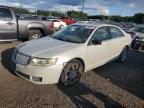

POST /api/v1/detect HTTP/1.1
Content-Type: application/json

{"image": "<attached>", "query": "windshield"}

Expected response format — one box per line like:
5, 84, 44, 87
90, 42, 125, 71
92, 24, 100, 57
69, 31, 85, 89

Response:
52, 25, 95, 43
130, 27, 144, 33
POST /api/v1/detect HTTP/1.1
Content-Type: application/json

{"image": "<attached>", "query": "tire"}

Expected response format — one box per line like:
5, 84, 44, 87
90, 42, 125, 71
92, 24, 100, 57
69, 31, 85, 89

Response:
28, 29, 43, 40
59, 59, 84, 86
118, 47, 129, 62
59, 25, 64, 29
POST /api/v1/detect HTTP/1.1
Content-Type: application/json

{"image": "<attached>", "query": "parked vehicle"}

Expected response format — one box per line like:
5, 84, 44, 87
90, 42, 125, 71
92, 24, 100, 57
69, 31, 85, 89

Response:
50, 19, 67, 30
0, 6, 54, 41
129, 26, 144, 50
59, 16, 76, 25
12, 23, 132, 86
128, 26, 144, 38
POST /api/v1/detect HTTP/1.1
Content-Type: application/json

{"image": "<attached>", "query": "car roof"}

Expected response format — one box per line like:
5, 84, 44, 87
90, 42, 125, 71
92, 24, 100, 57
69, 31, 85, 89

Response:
135, 26, 144, 28
0, 5, 12, 9
75, 21, 118, 28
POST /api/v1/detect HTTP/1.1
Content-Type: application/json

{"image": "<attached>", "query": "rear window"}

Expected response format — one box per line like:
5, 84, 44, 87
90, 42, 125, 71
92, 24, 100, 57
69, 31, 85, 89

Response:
22, 16, 39, 20
130, 27, 144, 33
52, 20, 60, 22
0, 8, 13, 20
132, 27, 144, 33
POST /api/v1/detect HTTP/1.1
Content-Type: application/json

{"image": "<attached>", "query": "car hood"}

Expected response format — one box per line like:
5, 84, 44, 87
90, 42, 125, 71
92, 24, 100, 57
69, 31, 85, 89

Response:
130, 31, 144, 37
18, 36, 79, 58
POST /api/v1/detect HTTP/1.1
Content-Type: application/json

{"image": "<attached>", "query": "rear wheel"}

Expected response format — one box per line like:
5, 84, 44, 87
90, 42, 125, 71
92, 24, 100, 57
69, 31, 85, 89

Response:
59, 25, 64, 29
28, 29, 43, 40
59, 59, 84, 86
118, 47, 129, 62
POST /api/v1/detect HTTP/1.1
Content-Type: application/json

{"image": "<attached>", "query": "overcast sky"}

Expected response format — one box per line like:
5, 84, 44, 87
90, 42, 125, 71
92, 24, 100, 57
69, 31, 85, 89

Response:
0, 0, 144, 16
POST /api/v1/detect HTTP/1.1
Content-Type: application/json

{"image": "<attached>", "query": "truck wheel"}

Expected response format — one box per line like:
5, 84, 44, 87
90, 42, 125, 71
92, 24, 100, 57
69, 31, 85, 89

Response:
28, 29, 43, 40
59, 59, 83, 86
118, 47, 129, 62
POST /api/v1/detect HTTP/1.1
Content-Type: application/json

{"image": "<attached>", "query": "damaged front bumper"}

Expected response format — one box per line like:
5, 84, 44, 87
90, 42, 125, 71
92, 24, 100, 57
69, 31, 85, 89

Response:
131, 37, 144, 50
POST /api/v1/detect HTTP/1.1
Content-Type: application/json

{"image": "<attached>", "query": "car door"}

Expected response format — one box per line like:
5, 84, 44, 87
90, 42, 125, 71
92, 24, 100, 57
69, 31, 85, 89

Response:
87, 26, 111, 70
108, 26, 125, 59
0, 7, 17, 40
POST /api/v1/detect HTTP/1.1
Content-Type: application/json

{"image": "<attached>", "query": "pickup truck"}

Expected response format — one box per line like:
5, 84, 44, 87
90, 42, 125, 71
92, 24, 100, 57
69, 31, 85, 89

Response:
0, 6, 54, 41
59, 16, 76, 25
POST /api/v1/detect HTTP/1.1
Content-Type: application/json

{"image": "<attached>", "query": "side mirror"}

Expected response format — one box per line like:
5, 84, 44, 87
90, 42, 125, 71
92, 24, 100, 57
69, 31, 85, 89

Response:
92, 40, 102, 45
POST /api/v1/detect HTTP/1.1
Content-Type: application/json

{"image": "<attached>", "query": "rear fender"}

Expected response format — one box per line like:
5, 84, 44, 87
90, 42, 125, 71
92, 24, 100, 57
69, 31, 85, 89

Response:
26, 22, 46, 35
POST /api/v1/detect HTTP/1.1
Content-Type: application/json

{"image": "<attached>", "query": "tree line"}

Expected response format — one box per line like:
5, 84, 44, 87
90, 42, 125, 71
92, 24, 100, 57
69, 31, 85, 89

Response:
14, 7, 87, 20
88, 13, 144, 24
14, 7, 144, 24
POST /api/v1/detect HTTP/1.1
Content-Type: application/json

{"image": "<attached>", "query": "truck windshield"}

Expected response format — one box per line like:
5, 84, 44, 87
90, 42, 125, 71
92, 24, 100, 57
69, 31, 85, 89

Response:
52, 25, 95, 43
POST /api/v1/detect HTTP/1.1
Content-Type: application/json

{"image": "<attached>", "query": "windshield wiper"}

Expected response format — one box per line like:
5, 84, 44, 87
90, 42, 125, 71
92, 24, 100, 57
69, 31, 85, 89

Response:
52, 36, 82, 43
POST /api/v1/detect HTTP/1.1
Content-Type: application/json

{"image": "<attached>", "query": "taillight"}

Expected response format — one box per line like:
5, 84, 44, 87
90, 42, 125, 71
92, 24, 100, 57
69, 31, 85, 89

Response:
49, 21, 54, 31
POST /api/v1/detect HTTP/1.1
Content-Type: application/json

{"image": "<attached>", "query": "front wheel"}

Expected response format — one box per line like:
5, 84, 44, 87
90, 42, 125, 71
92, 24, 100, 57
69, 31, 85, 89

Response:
59, 59, 84, 86
118, 47, 129, 62
28, 29, 43, 40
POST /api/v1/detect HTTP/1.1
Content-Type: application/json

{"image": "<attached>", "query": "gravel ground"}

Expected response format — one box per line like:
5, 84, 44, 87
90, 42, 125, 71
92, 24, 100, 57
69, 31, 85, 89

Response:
0, 41, 144, 108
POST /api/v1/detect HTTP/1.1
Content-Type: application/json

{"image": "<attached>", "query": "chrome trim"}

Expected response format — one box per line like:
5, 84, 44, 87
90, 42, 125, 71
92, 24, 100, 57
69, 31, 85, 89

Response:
0, 39, 17, 42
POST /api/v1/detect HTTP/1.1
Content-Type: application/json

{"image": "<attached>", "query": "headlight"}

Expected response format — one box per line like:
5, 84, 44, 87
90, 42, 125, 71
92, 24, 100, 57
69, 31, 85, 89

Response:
30, 58, 58, 66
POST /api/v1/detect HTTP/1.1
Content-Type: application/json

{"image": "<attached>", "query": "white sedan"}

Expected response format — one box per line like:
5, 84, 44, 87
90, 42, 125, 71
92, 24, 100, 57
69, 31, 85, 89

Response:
12, 23, 132, 86
51, 19, 67, 29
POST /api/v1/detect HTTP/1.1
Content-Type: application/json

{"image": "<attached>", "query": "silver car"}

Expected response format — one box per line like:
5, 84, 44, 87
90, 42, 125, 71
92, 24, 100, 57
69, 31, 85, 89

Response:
130, 26, 144, 50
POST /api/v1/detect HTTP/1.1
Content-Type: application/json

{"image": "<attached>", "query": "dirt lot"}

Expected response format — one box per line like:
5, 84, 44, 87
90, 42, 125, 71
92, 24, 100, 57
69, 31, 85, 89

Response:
0, 41, 144, 108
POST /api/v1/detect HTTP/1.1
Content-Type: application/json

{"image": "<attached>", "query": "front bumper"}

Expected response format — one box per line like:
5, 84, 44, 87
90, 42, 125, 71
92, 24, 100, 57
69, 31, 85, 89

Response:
15, 64, 64, 84
131, 37, 144, 50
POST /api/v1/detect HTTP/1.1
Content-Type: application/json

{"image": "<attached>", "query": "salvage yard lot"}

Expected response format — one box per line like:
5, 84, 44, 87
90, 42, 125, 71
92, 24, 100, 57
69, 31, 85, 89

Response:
0, 41, 144, 108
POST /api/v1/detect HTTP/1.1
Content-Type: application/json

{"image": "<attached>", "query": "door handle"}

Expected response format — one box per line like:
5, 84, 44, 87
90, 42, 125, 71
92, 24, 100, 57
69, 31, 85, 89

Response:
7, 22, 14, 25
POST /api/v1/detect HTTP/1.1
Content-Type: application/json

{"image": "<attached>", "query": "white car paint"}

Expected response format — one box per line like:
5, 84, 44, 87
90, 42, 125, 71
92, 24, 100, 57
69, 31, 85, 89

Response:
13, 24, 132, 84
51, 19, 67, 28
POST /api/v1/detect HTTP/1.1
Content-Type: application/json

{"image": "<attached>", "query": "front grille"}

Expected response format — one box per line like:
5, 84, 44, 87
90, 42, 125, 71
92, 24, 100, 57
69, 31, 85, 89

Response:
16, 52, 30, 66
16, 71, 30, 80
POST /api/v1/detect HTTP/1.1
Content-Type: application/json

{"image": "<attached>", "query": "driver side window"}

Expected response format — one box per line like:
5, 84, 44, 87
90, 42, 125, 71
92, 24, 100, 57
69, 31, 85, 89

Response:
91, 27, 109, 42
